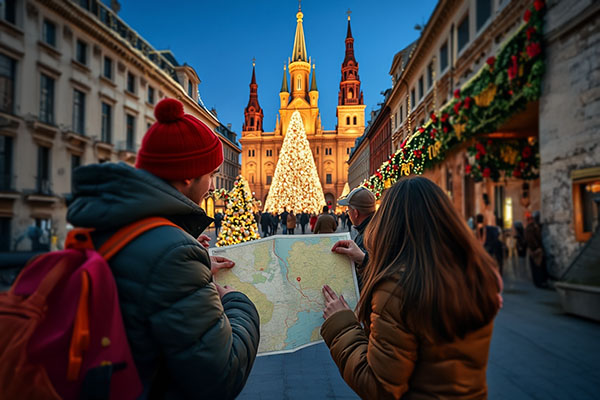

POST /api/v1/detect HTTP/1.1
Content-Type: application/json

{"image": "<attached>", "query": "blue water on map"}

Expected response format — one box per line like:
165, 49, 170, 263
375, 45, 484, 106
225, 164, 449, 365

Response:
283, 310, 324, 349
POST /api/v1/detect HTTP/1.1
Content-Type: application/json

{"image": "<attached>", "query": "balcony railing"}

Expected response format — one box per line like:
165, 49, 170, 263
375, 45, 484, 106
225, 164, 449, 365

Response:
35, 178, 52, 195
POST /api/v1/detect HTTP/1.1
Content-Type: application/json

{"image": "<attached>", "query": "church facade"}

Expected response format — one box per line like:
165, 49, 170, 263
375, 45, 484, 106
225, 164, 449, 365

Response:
240, 8, 366, 210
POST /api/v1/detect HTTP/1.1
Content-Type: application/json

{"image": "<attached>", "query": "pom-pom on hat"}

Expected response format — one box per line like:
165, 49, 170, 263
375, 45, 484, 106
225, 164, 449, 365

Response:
136, 98, 223, 181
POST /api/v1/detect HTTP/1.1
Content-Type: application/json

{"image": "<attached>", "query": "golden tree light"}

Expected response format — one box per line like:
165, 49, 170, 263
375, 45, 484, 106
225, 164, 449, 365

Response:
264, 110, 326, 214
216, 175, 261, 247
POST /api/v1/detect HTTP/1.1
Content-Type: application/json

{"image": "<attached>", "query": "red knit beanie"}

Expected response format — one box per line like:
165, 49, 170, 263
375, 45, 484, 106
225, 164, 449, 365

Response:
136, 98, 223, 181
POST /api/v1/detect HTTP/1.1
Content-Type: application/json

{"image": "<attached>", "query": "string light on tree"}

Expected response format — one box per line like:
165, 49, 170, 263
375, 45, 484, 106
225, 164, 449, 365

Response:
264, 110, 326, 214
216, 175, 261, 247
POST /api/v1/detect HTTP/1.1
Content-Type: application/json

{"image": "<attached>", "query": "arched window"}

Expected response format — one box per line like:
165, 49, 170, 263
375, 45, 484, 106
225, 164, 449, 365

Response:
353, 116, 357, 125
348, 88, 354, 99
346, 116, 350, 125
297, 75, 301, 90
250, 117, 254, 127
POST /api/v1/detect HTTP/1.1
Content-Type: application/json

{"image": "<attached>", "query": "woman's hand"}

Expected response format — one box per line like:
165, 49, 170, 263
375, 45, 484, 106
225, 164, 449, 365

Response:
331, 240, 365, 264
322, 284, 351, 320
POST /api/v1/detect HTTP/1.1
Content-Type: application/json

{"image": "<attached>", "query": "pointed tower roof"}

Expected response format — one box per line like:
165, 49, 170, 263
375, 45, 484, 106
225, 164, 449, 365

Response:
346, 14, 353, 39
250, 62, 257, 85
310, 64, 318, 91
280, 65, 289, 93
291, 5, 308, 62
343, 13, 356, 64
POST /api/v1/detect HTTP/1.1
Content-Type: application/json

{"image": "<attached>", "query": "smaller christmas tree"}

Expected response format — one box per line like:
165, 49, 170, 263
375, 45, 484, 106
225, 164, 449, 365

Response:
216, 175, 261, 247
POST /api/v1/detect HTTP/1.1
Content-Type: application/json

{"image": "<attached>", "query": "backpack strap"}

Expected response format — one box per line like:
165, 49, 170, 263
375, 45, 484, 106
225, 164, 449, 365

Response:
98, 217, 182, 261
66, 217, 182, 381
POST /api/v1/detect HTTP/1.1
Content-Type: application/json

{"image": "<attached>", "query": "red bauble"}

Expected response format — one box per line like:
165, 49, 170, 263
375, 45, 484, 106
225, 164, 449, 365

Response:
483, 167, 491, 178
454, 88, 461, 99
465, 164, 472, 174
524, 9, 531, 22
527, 42, 541, 59
513, 169, 522, 177
443, 126, 449, 133
534, 0, 545, 11
527, 26, 537, 41
522, 146, 532, 158
464, 97, 472, 110
441, 112, 449, 123
486, 56, 496, 68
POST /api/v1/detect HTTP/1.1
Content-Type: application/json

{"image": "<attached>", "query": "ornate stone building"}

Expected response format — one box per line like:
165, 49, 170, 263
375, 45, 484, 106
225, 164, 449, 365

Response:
0, 0, 240, 251
240, 8, 365, 210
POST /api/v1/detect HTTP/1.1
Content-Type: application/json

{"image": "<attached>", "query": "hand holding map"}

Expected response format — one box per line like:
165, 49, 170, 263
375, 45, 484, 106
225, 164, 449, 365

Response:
210, 233, 359, 355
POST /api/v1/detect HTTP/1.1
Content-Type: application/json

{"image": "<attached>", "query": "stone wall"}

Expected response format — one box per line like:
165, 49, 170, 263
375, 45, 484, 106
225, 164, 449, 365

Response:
539, 0, 600, 276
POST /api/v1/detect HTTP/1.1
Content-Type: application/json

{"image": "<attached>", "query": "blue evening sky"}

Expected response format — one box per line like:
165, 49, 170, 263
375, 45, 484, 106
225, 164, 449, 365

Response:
118, 0, 438, 138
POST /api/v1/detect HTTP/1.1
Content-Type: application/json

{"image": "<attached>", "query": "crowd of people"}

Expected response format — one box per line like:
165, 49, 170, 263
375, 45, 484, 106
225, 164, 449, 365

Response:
255, 205, 353, 237
7, 97, 550, 399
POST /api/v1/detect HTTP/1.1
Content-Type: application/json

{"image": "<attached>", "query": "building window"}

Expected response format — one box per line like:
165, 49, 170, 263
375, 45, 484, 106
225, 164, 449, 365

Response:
266, 149, 272, 157
446, 166, 453, 198
0, 135, 13, 190
427, 62, 434, 89
101, 102, 112, 143
72, 89, 85, 134
325, 148, 332, 156
297, 75, 301, 90
42, 19, 56, 47
458, 14, 470, 53
346, 147, 350, 155
71, 154, 81, 172
40, 74, 55, 125
1, 0, 16, 24
346, 116, 350, 125
316, 147, 319, 155
126, 72, 135, 93
326, 174, 332, 184
353, 116, 357, 125
75, 39, 87, 65
0, 54, 16, 114
188, 81, 193, 97
476, 0, 492, 31
0, 217, 10, 252
399, 106, 404, 124
266, 175, 272, 185
572, 169, 600, 242
126, 114, 136, 151
418, 76, 424, 99
411, 89, 416, 109
440, 42, 448, 72
103, 56, 113, 79
37, 146, 51, 194
147, 86, 155, 104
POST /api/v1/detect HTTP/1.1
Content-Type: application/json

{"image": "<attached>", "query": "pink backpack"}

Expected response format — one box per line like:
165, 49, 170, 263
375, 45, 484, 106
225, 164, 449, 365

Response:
0, 217, 181, 399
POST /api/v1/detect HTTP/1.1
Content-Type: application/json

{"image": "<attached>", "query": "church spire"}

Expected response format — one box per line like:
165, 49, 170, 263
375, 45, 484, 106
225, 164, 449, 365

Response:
243, 59, 263, 133
310, 64, 318, 91
280, 65, 289, 93
291, 4, 308, 62
339, 12, 363, 106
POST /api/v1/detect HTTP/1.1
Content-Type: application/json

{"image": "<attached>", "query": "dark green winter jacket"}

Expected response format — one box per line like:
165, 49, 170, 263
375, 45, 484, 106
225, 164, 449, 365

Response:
67, 162, 260, 399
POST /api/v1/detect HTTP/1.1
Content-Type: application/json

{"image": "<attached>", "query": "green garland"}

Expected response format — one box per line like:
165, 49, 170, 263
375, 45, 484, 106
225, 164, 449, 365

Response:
360, 0, 546, 199
465, 138, 540, 182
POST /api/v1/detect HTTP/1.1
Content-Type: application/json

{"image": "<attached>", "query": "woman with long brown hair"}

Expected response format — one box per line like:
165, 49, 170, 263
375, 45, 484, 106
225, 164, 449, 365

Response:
321, 177, 502, 400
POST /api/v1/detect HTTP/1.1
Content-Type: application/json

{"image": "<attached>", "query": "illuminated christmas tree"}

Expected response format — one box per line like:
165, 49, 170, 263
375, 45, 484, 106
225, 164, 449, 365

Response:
216, 175, 261, 247
264, 111, 326, 214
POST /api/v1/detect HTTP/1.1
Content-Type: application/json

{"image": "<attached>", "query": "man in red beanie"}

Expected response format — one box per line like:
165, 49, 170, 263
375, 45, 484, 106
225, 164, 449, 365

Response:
67, 97, 259, 399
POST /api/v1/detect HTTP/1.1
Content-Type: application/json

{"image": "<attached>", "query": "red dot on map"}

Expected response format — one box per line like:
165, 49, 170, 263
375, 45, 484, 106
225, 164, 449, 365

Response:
296, 277, 301, 282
